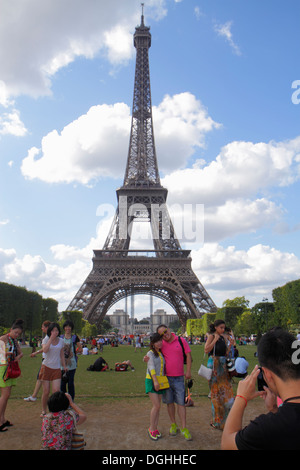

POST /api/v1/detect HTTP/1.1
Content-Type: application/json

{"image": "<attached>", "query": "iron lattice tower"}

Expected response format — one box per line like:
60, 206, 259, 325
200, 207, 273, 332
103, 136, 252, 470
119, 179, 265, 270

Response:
67, 12, 217, 327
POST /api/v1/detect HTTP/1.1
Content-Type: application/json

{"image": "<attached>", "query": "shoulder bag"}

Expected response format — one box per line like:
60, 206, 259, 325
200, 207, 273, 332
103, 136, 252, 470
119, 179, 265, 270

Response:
155, 352, 169, 390
4, 336, 21, 381
198, 344, 215, 381
4, 360, 21, 381
67, 409, 86, 450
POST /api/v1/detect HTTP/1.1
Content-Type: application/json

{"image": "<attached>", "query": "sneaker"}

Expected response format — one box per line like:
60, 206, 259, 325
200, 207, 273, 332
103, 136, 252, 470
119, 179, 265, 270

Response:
24, 396, 37, 402
180, 427, 192, 441
148, 428, 158, 441
154, 429, 162, 438
169, 423, 178, 436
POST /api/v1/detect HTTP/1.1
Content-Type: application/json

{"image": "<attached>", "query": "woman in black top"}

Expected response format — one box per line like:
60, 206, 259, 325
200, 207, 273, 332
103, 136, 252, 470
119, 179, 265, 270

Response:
205, 319, 235, 430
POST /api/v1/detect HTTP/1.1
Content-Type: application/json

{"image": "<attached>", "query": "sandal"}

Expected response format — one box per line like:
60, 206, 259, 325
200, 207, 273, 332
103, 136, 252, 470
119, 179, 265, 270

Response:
0, 424, 8, 432
3, 420, 13, 427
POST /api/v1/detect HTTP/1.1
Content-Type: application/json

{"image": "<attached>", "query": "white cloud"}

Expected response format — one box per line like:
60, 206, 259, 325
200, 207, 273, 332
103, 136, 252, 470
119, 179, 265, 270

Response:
0, 248, 16, 270
0, 80, 13, 108
203, 198, 282, 242
21, 92, 219, 184
0, 219, 9, 226
0, 0, 167, 100
162, 137, 300, 208
153, 92, 220, 172
0, 0, 168, 137
0, 109, 27, 136
21, 103, 131, 184
214, 21, 241, 56
192, 243, 300, 306
161, 136, 300, 241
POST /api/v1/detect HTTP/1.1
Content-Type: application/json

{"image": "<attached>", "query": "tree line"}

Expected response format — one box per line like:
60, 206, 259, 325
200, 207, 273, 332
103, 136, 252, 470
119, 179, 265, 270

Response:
186, 279, 300, 340
0, 282, 100, 340
0, 282, 58, 339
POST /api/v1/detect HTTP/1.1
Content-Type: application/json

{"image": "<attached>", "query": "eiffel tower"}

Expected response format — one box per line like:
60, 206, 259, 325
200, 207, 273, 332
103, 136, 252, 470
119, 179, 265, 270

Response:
67, 9, 217, 328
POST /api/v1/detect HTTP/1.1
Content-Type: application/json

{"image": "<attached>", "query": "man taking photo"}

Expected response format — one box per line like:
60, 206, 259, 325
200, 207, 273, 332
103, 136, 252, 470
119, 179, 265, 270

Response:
222, 327, 300, 450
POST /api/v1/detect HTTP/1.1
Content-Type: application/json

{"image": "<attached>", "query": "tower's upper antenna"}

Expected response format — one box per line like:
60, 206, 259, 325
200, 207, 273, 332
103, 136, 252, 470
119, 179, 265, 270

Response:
141, 3, 144, 25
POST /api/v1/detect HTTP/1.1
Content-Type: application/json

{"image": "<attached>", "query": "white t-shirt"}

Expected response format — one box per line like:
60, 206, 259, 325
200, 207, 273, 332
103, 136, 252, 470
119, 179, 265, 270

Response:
42, 336, 64, 369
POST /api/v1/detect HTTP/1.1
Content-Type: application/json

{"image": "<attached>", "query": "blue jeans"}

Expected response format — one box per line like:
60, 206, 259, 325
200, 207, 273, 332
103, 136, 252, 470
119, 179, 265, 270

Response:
60, 368, 76, 400
162, 376, 185, 406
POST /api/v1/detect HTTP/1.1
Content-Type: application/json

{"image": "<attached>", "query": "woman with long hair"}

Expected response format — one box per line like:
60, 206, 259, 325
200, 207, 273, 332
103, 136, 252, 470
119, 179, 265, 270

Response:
205, 319, 235, 430
39, 322, 67, 417
145, 333, 166, 441
0, 319, 24, 432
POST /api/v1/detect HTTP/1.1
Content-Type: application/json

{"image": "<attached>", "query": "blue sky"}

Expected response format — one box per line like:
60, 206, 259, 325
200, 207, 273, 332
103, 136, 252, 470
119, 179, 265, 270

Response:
0, 0, 299, 319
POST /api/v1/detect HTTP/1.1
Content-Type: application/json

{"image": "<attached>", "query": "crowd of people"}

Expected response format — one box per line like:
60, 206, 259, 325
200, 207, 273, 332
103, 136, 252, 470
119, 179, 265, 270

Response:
1, 316, 300, 450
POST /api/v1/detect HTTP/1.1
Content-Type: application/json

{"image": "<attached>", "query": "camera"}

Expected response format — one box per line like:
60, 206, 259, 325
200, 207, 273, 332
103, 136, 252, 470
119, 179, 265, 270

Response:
257, 367, 268, 391
61, 370, 69, 383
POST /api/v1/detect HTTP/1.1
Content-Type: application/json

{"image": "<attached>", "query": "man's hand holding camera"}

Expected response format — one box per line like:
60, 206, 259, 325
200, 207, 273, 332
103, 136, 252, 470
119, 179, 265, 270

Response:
236, 365, 264, 404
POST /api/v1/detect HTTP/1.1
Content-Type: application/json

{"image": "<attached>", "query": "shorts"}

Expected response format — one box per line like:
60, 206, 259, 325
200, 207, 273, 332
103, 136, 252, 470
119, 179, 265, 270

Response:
39, 364, 61, 382
145, 378, 165, 395
0, 365, 16, 388
162, 376, 185, 406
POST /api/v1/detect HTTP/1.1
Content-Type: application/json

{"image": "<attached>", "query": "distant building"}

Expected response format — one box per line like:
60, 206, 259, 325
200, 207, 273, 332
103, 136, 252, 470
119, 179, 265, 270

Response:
105, 308, 178, 336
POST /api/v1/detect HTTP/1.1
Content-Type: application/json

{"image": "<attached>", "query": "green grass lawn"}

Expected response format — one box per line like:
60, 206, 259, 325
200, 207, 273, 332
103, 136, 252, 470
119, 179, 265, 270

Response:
11, 343, 259, 403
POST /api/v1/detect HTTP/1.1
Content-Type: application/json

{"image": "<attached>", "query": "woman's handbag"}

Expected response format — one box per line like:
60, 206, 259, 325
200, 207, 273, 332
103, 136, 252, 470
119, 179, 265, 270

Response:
67, 409, 86, 450
4, 360, 21, 381
156, 375, 169, 390
71, 430, 86, 450
154, 352, 169, 390
198, 346, 215, 381
198, 363, 212, 381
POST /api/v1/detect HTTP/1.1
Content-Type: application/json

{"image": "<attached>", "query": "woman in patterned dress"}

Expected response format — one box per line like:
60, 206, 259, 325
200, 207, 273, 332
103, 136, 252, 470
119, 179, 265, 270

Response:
205, 319, 235, 430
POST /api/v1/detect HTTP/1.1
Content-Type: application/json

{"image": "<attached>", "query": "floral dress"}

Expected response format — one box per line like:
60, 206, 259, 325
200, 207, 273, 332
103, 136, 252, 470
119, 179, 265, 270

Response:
41, 410, 78, 450
209, 336, 234, 430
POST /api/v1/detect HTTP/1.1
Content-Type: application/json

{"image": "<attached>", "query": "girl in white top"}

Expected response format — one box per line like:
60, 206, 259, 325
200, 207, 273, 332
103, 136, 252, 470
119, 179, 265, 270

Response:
40, 322, 67, 417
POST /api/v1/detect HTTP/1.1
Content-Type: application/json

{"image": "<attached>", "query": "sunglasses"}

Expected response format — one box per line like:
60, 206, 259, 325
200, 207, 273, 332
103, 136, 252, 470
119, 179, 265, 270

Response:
160, 329, 168, 337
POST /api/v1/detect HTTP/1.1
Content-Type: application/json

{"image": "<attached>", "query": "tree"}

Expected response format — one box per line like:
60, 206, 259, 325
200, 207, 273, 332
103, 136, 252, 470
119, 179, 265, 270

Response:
251, 301, 275, 334
42, 298, 58, 323
25, 291, 43, 340
186, 319, 202, 337
169, 319, 181, 332
81, 320, 98, 338
273, 280, 300, 329
61, 311, 84, 334
219, 297, 249, 328
234, 310, 255, 337
222, 297, 250, 309
98, 318, 112, 334
0, 282, 58, 339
